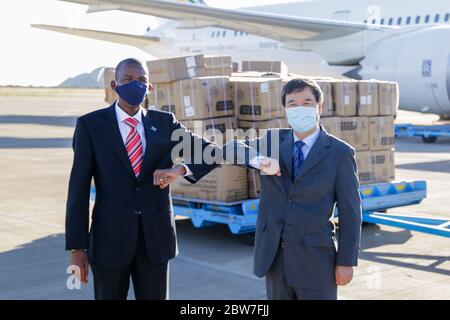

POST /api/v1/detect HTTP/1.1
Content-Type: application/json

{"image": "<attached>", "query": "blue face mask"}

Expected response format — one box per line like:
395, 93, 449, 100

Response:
115, 80, 148, 106
285, 106, 319, 133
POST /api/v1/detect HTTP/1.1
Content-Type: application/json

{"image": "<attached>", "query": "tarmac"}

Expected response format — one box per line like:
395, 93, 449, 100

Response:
0, 88, 449, 299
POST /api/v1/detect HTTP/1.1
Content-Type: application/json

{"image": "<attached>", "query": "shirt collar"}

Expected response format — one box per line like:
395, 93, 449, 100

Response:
292, 126, 321, 147
115, 101, 147, 124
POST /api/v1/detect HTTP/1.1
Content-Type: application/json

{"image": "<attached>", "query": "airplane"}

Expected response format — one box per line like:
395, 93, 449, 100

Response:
32, 0, 450, 119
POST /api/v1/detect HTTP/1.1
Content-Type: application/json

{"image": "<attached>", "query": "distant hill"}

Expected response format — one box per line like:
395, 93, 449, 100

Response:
58, 67, 106, 88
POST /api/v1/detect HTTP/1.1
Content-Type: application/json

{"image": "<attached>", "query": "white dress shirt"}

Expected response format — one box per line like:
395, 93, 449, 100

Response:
115, 102, 147, 152
115, 102, 192, 176
292, 126, 320, 160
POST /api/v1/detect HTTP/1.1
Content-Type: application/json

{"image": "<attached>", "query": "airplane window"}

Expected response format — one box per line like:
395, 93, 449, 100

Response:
445, 13, 450, 22
211, 31, 215, 38
240, 31, 244, 36
397, 17, 402, 25
406, 16, 411, 24
415, 16, 421, 24
435, 14, 440, 23
425, 15, 430, 23
380, 18, 385, 25
222, 31, 226, 37
234, 30, 238, 36
363, 19, 367, 24
388, 18, 393, 25
372, 19, 376, 24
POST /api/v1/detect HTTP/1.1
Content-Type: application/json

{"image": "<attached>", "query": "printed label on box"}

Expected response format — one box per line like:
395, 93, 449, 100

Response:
260, 83, 268, 93
344, 95, 350, 105
184, 96, 191, 106
185, 56, 197, 68
185, 106, 195, 117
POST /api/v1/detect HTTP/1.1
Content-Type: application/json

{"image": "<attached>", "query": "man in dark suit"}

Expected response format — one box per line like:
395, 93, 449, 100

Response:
66, 58, 219, 300
223, 78, 362, 300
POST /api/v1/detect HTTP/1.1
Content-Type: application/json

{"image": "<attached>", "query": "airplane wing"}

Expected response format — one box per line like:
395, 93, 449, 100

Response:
31, 24, 160, 48
58, 0, 397, 41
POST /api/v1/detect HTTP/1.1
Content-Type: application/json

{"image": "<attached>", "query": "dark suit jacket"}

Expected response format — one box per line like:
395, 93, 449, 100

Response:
66, 103, 218, 268
224, 126, 362, 290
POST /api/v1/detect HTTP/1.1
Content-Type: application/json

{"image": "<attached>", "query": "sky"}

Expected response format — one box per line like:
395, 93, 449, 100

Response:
0, 0, 295, 86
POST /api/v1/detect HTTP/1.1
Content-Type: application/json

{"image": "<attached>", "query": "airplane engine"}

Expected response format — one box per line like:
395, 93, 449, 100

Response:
350, 26, 450, 118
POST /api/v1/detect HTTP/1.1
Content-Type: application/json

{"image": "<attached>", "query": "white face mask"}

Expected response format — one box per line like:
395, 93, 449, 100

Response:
285, 106, 319, 133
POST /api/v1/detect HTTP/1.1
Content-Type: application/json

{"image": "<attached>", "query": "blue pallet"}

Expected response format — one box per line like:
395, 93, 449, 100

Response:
89, 180, 450, 237
171, 181, 429, 235
395, 123, 450, 138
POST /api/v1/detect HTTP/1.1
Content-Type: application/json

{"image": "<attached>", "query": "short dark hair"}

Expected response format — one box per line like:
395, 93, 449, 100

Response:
281, 78, 323, 107
115, 58, 146, 81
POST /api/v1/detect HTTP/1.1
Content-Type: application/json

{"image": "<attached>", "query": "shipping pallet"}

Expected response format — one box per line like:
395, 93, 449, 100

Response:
90, 180, 449, 244
395, 123, 450, 143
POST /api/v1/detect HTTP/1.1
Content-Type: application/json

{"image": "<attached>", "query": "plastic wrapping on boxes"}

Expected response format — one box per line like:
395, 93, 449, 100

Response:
357, 80, 379, 116
356, 149, 395, 185
378, 81, 399, 116
320, 116, 369, 151
174, 76, 234, 120
182, 116, 237, 143
333, 80, 357, 116
231, 76, 284, 121
204, 56, 233, 76
147, 54, 206, 83
369, 116, 395, 150
171, 166, 248, 202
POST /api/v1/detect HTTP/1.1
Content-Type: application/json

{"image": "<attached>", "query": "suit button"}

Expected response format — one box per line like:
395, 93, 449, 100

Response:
281, 240, 286, 248
136, 187, 140, 192
134, 210, 141, 215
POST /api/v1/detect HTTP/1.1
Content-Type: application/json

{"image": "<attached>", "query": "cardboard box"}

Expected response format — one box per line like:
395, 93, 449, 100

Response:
378, 81, 399, 116
147, 54, 206, 83
171, 165, 248, 202
204, 56, 233, 76
356, 149, 395, 185
242, 60, 288, 76
247, 169, 260, 199
320, 117, 369, 151
357, 81, 379, 116
147, 82, 178, 114
369, 116, 395, 151
231, 76, 284, 121
103, 67, 118, 104
174, 76, 235, 120
182, 116, 237, 143
316, 80, 334, 117
333, 80, 357, 116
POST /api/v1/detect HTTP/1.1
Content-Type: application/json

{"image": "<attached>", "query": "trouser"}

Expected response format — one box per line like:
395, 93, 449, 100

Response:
265, 244, 337, 300
90, 216, 169, 300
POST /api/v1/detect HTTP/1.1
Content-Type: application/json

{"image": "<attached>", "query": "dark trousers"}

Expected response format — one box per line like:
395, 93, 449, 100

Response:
90, 216, 169, 300
265, 244, 337, 300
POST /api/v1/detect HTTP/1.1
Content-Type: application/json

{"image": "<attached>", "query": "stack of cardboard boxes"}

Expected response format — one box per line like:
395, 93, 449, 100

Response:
146, 54, 247, 202
320, 79, 398, 185
102, 55, 399, 201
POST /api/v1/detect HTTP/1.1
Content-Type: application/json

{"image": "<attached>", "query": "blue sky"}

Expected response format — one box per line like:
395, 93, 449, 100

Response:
0, 0, 294, 86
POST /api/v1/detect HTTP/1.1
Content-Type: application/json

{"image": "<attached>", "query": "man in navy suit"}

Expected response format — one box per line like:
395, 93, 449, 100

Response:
66, 58, 219, 300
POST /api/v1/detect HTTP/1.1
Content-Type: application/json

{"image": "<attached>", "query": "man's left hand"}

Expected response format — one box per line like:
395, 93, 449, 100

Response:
153, 165, 186, 189
335, 265, 354, 286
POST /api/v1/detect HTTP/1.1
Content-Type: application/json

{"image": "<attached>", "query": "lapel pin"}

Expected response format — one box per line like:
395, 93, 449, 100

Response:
151, 126, 157, 132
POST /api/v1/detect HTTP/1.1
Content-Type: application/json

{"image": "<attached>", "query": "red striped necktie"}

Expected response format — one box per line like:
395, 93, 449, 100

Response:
124, 117, 144, 177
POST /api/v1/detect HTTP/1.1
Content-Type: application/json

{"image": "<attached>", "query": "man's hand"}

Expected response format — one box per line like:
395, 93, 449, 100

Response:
71, 250, 89, 284
260, 158, 281, 176
153, 164, 187, 189
335, 265, 354, 286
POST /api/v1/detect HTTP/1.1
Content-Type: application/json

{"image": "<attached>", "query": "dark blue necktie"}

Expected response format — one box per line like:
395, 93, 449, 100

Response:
292, 140, 305, 182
